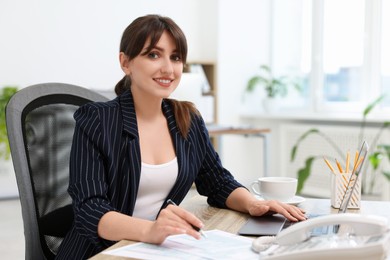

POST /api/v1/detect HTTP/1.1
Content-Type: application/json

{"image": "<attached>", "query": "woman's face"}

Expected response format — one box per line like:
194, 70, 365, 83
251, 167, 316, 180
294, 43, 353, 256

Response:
122, 31, 184, 100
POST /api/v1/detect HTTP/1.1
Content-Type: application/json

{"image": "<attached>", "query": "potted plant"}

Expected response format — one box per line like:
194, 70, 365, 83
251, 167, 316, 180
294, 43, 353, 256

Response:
290, 95, 390, 196
0, 86, 18, 160
245, 65, 302, 112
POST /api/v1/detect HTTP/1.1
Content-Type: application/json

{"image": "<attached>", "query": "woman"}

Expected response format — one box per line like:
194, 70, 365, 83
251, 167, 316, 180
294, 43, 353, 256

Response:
56, 14, 306, 259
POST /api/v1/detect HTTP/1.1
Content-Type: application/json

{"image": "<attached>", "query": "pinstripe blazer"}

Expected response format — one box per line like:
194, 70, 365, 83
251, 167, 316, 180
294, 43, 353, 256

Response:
56, 90, 244, 259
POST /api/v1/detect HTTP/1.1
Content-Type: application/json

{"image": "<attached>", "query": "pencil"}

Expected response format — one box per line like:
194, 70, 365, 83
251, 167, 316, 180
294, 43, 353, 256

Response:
335, 158, 343, 173
346, 150, 350, 173
352, 157, 363, 174
354, 150, 359, 167
323, 157, 336, 174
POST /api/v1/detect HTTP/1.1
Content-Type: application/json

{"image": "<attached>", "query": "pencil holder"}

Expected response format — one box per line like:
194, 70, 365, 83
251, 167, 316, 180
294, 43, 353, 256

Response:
331, 172, 361, 209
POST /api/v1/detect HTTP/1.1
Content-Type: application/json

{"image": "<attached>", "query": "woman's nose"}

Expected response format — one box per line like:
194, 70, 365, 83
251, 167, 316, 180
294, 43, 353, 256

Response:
160, 58, 174, 74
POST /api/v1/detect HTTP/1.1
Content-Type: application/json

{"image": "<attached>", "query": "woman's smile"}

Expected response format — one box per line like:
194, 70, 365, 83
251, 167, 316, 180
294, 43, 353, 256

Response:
154, 77, 174, 87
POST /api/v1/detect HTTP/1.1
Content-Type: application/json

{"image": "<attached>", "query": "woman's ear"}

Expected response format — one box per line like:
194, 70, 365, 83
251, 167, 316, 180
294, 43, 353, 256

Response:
119, 52, 131, 75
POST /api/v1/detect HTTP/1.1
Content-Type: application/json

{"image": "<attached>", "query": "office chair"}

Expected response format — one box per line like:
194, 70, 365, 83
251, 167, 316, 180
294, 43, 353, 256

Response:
5, 83, 109, 260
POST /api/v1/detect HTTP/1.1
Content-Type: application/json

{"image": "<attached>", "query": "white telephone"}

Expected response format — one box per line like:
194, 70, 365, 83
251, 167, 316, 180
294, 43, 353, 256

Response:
253, 213, 390, 260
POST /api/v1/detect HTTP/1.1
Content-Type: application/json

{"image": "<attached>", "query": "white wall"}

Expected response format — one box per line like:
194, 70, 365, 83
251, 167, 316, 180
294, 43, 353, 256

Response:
217, 0, 271, 186
0, 0, 270, 188
0, 0, 218, 90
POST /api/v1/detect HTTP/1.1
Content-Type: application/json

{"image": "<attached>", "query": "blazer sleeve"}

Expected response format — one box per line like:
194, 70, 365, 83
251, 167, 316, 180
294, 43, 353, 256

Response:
193, 115, 245, 208
68, 104, 116, 247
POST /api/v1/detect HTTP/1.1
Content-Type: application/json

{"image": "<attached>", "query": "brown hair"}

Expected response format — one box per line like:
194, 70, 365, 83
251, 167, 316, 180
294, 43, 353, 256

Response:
115, 14, 199, 138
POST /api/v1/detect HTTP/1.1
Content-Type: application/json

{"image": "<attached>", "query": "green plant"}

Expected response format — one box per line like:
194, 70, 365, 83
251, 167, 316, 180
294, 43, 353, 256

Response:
246, 65, 302, 98
291, 95, 390, 195
0, 86, 18, 160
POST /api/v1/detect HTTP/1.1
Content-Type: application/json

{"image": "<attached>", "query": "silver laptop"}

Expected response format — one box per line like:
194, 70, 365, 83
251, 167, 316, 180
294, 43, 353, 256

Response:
238, 140, 369, 236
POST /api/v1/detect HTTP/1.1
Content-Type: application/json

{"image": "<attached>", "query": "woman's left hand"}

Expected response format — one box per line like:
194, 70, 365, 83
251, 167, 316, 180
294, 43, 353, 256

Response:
247, 199, 307, 222
226, 188, 307, 222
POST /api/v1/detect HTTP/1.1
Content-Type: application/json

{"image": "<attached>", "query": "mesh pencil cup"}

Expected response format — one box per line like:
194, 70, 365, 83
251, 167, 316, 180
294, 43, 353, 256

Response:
331, 172, 361, 209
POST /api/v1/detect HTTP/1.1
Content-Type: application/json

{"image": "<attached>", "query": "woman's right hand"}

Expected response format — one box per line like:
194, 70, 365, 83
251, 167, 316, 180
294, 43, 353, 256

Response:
142, 204, 204, 244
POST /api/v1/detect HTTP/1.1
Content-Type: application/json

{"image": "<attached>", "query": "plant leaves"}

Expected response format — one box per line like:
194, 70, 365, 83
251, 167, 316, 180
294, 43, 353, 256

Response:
296, 156, 316, 194
291, 145, 298, 162
368, 152, 383, 170
246, 76, 269, 92
259, 64, 271, 74
245, 64, 303, 98
363, 94, 385, 117
0, 86, 18, 160
290, 129, 319, 161
378, 144, 390, 161
382, 171, 390, 181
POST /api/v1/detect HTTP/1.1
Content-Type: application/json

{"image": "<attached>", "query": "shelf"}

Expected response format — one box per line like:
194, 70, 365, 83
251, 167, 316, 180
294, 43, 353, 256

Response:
184, 62, 218, 124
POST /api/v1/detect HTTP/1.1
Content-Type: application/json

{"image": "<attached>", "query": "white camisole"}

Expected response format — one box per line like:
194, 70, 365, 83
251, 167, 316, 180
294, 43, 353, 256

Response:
132, 157, 178, 220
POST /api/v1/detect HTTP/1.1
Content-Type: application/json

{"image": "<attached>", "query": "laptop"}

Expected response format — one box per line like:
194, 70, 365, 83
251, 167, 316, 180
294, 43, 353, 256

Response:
238, 140, 369, 236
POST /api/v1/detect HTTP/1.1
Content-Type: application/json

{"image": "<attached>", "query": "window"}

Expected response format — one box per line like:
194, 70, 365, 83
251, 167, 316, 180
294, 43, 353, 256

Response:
271, 0, 386, 113
382, 0, 390, 106
322, 0, 365, 103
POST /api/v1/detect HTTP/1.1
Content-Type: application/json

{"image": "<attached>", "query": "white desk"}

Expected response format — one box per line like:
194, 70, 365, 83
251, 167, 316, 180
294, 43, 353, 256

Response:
91, 195, 390, 259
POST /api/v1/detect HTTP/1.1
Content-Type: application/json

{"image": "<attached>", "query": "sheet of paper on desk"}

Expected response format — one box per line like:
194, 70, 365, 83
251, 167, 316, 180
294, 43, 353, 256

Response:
103, 229, 258, 260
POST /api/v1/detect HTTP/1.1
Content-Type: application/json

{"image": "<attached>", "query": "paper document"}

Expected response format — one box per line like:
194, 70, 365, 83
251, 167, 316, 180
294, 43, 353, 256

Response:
103, 229, 258, 259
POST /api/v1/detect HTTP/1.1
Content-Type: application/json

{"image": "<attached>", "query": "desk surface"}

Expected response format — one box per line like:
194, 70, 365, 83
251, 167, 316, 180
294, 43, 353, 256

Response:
91, 195, 390, 260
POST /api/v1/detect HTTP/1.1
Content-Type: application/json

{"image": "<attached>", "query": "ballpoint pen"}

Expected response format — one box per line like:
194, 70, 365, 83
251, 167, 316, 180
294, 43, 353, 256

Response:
167, 199, 207, 238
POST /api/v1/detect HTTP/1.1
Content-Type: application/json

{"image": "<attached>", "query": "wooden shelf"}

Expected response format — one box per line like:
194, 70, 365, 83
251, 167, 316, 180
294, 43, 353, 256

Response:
185, 61, 218, 124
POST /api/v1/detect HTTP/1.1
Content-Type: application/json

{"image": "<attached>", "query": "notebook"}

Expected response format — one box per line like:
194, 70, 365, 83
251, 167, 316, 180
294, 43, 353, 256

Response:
238, 140, 369, 236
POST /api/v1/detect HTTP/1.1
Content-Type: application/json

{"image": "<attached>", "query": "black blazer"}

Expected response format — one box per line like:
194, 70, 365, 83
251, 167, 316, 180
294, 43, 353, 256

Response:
56, 90, 243, 259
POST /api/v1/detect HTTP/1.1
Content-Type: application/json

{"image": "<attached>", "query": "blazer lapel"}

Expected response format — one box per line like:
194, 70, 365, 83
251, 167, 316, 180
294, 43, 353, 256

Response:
119, 90, 139, 139
118, 90, 141, 213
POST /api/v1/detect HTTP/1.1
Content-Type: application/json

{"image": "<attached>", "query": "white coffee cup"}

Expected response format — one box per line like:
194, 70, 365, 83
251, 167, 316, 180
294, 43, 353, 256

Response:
250, 177, 297, 202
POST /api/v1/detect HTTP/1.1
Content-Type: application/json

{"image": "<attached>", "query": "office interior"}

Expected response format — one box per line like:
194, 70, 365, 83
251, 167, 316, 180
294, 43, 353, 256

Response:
1, 0, 390, 258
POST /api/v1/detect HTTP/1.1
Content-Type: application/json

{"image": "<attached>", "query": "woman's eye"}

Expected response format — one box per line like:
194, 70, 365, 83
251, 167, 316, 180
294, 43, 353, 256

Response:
171, 54, 181, 62
148, 52, 159, 59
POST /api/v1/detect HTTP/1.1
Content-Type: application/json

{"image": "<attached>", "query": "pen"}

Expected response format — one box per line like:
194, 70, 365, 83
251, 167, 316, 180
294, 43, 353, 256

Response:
166, 199, 207, 238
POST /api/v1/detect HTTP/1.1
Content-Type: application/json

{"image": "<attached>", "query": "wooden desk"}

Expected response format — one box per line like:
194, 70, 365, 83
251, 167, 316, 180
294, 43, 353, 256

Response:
206, 125, 270, 176
206, 125, 270, 136
91, 195, 390, 259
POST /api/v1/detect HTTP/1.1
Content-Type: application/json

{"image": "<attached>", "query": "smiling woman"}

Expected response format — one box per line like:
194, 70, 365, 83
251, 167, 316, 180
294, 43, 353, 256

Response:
55, 14, 306, 260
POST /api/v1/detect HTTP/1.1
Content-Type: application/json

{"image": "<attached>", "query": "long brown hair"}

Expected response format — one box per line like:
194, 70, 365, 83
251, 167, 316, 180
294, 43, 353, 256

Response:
115, 14, 199, 138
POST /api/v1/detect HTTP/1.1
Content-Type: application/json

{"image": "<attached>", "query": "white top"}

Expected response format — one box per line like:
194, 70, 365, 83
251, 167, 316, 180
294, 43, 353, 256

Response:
132, 157, 178, 220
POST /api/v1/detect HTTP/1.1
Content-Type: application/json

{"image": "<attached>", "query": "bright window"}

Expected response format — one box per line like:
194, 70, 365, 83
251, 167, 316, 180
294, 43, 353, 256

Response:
271, 0, 386, 112
322, 0, 365, 103
382, 0, 390, 106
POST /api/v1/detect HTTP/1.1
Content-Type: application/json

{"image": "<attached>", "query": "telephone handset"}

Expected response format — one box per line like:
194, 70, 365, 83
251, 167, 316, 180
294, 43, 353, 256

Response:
277, 213, 388, 245
253, 214, 390, 260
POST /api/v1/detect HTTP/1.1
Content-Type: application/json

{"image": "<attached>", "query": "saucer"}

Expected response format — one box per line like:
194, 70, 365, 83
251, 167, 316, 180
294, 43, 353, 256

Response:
283, 196, 306, 205
255, 195, 306, 206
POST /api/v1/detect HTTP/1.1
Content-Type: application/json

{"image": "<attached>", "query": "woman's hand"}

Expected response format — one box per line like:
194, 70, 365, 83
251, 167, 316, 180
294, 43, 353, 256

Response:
142, 204, 204, 244
247, 199, 307, 222
226, 187, 307, 222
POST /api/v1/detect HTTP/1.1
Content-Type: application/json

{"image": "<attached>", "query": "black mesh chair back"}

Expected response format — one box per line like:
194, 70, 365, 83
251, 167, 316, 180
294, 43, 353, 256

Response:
5, 83, 109, 260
